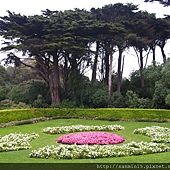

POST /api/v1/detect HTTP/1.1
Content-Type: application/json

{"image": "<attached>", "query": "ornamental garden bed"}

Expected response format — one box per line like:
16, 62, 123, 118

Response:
57, 132, 125, 145
0, 119, 170, 163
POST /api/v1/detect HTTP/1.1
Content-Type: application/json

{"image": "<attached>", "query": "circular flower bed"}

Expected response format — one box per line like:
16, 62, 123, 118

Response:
29, 125, 170, 159
57, 132, 125, 145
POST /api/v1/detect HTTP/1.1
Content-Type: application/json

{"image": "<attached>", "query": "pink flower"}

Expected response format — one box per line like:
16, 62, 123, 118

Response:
57, 132, 125, 145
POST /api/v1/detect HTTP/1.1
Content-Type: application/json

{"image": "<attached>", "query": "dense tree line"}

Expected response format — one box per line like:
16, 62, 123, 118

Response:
1, 60, 170, 109
0, 2, 170, 108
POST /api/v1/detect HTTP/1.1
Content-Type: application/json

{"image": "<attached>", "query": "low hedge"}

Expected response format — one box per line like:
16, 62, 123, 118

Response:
0, 108, 170, 125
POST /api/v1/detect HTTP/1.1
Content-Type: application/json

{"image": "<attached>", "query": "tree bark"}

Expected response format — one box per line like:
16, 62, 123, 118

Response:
108, 45, 113, 107
150, 44, 156, 66
117, 46, 123, 93
104, 49, 110, 85
139, 48, 145, 88
49, 54, 60, 105
62, 53, 69, 94
91, 41, 99, 83
158, 40, 166, 64
160, 46, 166, 64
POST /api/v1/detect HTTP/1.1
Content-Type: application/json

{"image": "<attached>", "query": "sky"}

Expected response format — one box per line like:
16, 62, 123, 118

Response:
0, 0, 170, 78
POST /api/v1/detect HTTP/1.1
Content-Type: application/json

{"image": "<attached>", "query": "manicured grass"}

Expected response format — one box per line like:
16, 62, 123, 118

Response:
0, 119, 170, 163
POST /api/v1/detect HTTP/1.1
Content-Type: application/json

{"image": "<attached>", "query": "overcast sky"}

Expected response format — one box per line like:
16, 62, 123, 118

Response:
0, 0, 170, 17
0, 0, 169, 78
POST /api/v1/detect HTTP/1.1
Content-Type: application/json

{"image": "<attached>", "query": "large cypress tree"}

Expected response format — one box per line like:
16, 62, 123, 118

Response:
0, 9, 94, 105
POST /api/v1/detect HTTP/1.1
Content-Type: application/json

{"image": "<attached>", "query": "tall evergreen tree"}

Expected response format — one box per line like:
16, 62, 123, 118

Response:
127, 11, 156, 88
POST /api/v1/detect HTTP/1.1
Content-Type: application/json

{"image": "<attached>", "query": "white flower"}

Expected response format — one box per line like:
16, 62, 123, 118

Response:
43, 124, 124, 134
29, 141, 170, 159
133, 126, 170, 143
0, 133, 39, 152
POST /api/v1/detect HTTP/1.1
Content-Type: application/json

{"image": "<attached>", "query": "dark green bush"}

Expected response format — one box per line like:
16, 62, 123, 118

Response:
60, 99, 78, 108
110, 92, 126, 108
7, 85, 29, 103
32, 94, 48, 108
90, 87, 108, 108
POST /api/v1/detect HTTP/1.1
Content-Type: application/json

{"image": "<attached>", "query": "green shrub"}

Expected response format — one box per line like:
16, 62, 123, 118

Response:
32, 94, 48, 108
11, 102, 30, 109
110, 92, 126, 108
165, 94, 170, 106
138, 98, 152, 108
125, 90, 139, 108
7, 85, 29, 104
90, 87, 108, 108
0, 99, 14, 109
153, 82, 168, 109
60, 99, 78, 108
125, 90, 152, 108
0, 108, 170, 124
0, 100, 30, 110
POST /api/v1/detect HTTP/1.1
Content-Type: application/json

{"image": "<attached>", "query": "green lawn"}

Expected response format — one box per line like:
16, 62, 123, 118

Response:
0, 119, 170, 163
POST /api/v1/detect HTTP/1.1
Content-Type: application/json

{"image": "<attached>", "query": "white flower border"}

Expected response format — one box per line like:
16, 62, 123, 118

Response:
0, 133, 39, 152
133, 126, 170, 143
29, 141, 170, 159
43, 124, 124, 134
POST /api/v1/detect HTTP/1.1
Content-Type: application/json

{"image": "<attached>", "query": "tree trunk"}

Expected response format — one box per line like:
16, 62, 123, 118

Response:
139, 49, 145, 88
91, 41, 99, 83
160, 46, 166, 64
158, 40, 166, 64
49, 54, 60, 105
151, 45, 156, 66
117, 46, 123, 93
63, 53, 69, 94
104, 49, 110, 85
108, 45, 113, 107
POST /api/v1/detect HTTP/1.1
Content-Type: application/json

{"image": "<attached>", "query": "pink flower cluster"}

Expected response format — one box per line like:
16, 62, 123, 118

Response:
57, 132, 125, 145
